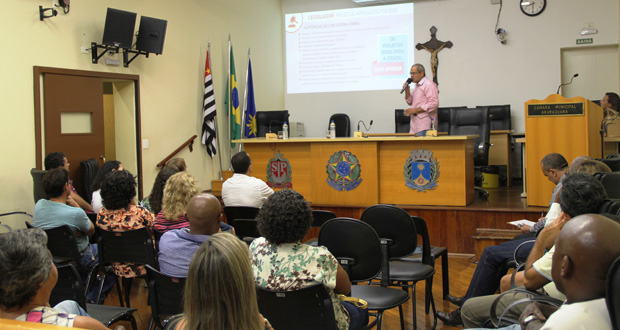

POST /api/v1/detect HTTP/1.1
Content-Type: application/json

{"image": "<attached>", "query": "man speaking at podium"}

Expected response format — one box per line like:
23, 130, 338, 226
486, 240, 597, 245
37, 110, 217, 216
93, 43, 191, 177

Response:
402, 63, 439, 136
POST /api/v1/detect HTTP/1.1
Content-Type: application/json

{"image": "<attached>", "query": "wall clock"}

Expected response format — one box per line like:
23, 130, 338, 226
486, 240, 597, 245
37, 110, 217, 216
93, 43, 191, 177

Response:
520, 0, 546, 17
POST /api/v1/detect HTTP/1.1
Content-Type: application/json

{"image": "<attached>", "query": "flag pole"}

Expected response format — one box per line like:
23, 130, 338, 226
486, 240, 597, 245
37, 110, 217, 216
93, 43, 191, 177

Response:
239, 47, 251, 153
209, 41, 224, 180
227, 35, 232, 168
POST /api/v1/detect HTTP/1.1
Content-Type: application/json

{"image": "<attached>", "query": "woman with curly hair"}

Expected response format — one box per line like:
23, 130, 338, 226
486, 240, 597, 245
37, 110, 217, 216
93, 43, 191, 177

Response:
97, 170, 155, 278
90, 160, 123, 213
250, 190, 368, 330
141, 167, 178, 214
0, 228, 113, 329
167, 233, 271, 330
154, 172, 199, 233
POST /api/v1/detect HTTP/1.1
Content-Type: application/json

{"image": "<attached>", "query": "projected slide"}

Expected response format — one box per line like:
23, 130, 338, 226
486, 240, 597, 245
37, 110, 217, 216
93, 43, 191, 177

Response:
285, 4, 414, 94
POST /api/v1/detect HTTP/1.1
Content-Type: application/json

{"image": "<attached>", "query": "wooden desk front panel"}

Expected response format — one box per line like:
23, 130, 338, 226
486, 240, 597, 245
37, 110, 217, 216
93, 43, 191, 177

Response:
243, 142, 313, 199
489, 131, 511, 187
310, 141, 379, 205
378, 139, 474, 206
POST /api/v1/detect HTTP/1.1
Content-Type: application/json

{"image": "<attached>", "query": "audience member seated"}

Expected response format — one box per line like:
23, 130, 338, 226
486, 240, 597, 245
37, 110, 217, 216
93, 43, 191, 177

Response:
158, 193, 233, 277
250, 190, 368, 330
460, 172, 608, 328
97, 170, 155, 279
154, 172, 199, 233
438, 153, 569, 325
0, 228, 116, 330
44, 151, 94, 213
165, 158, 187, 172
569, 158, 611, 174
165, 233, 272, 330
141, 167, 178, 214
601, 92, 619, 137
222, 151, 273, 208
33, 168, 111, 303
90, 161, 123, 213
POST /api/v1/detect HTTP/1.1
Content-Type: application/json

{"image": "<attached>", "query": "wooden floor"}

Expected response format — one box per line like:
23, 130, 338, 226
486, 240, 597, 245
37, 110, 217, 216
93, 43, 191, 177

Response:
103, 255, 477, 330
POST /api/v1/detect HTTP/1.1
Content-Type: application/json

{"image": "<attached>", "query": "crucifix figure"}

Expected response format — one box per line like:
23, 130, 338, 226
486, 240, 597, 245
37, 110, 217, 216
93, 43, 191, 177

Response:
416, 26, 453, 85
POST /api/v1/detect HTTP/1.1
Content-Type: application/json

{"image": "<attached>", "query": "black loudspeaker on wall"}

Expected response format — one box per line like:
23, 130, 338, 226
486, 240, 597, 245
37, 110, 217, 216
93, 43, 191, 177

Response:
136, 16, 168, 55
102, 8, 137, 49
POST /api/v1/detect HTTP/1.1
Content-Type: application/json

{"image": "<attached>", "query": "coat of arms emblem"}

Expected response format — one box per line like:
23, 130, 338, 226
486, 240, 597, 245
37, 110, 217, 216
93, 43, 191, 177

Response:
266, 151, 292, 188
404, 149, 440, 191
326, 150, 362, 191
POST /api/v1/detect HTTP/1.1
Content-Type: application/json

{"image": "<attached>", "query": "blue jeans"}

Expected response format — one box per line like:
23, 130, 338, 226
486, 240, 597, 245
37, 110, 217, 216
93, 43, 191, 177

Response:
54, 300, 90, 316
342, 301, 369, 330
463, 238, 534, 302
415, 130, 427, 137
80, 243, 115, 303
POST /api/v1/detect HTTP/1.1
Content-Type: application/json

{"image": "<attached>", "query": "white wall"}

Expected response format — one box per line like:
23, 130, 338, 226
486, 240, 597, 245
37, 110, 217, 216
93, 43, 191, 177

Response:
282, 0, 619, 137
0, 0, 284, 214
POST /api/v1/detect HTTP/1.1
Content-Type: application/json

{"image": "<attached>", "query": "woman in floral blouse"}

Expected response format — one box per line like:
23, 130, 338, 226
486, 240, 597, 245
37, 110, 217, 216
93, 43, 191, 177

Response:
250, 190, 368, 330
97, 170, 155, 278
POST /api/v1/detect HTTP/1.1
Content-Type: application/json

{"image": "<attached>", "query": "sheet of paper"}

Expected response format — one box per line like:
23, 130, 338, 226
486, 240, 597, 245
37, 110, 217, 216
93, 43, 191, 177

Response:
508, 219, 537, 228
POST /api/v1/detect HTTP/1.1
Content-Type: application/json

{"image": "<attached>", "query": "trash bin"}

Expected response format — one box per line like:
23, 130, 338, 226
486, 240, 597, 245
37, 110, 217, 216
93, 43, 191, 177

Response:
481, 166, 499, 188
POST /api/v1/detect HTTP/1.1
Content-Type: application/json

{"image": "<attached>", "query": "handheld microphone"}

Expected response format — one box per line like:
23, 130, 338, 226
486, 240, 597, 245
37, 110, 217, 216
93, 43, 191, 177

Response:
357, 120, 374, 132
400, 78, 413, 94
268, 120, 283, 134
556, 73, 579, 94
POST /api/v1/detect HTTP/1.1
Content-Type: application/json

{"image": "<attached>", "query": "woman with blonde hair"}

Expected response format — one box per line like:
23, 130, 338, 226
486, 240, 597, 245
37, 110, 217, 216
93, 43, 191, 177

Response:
154, 172, 199, 232
167, 233, 271, 330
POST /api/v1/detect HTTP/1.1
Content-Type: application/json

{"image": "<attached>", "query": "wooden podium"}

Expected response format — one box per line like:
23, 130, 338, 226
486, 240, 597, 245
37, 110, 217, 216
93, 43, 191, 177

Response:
525, 94, 603, 207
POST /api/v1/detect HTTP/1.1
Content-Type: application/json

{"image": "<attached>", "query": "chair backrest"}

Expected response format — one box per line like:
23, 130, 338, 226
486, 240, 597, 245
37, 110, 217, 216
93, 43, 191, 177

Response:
600, 199, 620, 216
395, 109, 409, 133
80, 158, 99, 204
410, 216, 433, 265
256, 110, 290, 137
595, 172, 620, 200
44, 225, 85, 271
31, 168, 47, 203
449, 107, 491, 165
318, 217, 382, 282
145, 265, 186, 322
50, 260, 87, 310
256, 284, 338, 330
223, 206, 260, 222
602, 157, 620, 172
437, 106, 467, 133
0, 212, 33, 233
232, 219, 260, 243
360, 204, 417, 259
328, 113, 351, 137
477, 105, 511, 131
606, 256, 620, 330
311, 210, 337, 228
96, 227, 158, 268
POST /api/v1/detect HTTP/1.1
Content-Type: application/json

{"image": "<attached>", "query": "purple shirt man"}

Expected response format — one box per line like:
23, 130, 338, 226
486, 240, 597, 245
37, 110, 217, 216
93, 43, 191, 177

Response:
403, 64, 439, 136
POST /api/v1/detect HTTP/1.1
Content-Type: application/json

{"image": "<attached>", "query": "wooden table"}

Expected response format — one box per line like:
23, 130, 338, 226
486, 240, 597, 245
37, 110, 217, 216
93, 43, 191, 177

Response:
235, 135, 477, 206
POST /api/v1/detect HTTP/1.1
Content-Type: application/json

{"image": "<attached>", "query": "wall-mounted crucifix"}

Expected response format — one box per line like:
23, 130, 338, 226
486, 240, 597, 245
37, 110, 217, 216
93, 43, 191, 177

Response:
416, 26, 453, 85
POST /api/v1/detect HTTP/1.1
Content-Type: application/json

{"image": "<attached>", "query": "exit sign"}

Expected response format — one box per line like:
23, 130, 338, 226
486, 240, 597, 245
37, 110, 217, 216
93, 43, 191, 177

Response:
576, 38, 593, 45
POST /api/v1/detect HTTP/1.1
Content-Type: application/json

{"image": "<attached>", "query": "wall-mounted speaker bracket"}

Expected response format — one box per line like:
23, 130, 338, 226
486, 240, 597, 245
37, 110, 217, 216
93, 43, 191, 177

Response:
91, 42, 120, 64
122, 49, 150, 67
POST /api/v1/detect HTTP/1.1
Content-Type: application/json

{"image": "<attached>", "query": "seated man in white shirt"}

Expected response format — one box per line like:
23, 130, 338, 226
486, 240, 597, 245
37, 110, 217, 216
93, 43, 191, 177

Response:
222, 151, 274, 208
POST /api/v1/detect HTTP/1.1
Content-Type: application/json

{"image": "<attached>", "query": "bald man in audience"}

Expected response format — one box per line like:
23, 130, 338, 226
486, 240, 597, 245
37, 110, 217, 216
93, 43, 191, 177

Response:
158, 193, 233, 277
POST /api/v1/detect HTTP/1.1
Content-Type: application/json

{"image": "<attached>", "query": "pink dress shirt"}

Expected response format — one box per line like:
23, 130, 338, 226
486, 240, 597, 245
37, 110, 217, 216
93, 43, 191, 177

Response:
404, 77, 439, 134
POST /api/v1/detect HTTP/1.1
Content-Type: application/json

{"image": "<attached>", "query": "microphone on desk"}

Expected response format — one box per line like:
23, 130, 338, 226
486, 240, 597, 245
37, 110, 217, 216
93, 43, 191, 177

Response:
268, 120, 283, 133
556, 73, 578, 95
400, 78, 413, 94
357, 120, 374, 132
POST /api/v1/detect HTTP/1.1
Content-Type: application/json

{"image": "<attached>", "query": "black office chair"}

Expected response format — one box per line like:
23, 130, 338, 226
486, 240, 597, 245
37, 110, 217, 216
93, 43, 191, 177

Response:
449, 107, 492, 198
602, 154, 620, 172
232, 219, 260, 244
96, 227, 158, 307
80, 158, 99, 204
223, 206, 260, 223
319, 217, 409, 330
437, 106, 467, 133
145, 265, 186, 330
328, 113, 351, 137
31, 168, 47, 203
255, 110, 290, 137
606, 256, 620, 330
256, 284, 341, 330
595, 172, 620, 200
477, 105, 512, 131
311, 210, 337, 228
44, 225, 97, 296
360, 205, 437, 330
394, 109, 409, 133
51, 260, 138, 330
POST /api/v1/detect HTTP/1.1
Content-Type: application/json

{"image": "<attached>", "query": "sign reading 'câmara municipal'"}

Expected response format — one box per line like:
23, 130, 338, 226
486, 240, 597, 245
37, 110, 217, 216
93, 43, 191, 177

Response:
527, 102, 584, 117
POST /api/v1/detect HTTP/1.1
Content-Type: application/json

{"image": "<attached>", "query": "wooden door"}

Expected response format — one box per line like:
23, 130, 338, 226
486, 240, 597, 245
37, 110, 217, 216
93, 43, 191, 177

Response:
43, 74, 105, 199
